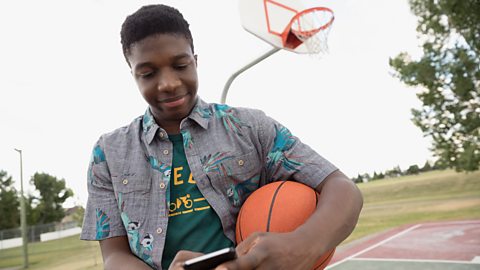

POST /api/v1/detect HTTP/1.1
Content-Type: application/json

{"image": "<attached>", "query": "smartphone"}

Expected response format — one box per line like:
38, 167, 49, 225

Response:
183, 247, 237, 270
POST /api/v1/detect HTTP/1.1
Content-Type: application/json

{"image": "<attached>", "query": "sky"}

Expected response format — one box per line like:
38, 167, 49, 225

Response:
0, 0, 432, 208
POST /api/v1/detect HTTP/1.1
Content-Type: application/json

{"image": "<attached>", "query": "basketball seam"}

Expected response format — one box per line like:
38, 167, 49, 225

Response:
266, 181, 288, 232
238, 208, 244, 242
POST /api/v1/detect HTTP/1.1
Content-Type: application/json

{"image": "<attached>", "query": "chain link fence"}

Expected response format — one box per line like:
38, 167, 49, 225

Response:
0, 221, 78, 243
0, 221, 103, 270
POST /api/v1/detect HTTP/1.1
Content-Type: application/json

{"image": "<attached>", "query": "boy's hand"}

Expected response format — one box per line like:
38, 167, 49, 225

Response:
216, 231, 317, 270
168, 250, 204, 270
218, 171, 363, 270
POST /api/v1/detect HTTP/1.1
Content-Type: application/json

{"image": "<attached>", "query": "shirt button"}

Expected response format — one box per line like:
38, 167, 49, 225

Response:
159, 132, 165, 138
122, 179, 128, 185
159, 182, 166, 189
238, 159, 245, 166
156, 228, 163, 234
163, 149, 169, 155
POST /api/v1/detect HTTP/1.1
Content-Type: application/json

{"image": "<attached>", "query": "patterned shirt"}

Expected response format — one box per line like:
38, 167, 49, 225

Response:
80, 98, 337, 269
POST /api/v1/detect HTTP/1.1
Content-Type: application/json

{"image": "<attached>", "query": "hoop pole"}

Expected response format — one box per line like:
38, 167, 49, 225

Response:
221, 47, 280, 104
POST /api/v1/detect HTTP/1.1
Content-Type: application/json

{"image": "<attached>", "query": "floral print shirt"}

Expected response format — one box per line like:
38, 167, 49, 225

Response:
80, 98, 337, 269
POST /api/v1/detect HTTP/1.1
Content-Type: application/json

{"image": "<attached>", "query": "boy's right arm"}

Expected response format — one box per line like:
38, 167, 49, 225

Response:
100, 236, 153, 270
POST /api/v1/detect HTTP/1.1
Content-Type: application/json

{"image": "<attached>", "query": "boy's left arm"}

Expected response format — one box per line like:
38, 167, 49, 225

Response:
218, 170, 363, 270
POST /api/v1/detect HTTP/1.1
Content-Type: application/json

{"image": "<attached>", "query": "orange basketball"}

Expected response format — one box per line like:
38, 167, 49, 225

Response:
235, 181, 335, 270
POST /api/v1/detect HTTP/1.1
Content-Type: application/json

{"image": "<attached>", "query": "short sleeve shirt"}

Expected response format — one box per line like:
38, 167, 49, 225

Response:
80, 98, 337, 269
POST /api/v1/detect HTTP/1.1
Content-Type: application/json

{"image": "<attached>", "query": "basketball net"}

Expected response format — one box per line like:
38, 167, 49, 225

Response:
286, 7, 334, 56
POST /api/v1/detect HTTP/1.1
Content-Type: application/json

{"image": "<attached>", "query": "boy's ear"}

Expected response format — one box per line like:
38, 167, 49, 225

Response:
194, 54, 198, 66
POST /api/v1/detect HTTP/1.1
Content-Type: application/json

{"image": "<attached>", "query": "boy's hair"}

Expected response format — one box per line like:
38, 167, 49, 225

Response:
120, 4, 194, 62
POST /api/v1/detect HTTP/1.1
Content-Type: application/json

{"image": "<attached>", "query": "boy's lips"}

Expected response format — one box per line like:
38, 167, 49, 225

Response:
161, 95, 187, 108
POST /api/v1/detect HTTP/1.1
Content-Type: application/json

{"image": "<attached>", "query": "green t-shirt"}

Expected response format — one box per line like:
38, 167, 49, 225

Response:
161, 134, 233, 269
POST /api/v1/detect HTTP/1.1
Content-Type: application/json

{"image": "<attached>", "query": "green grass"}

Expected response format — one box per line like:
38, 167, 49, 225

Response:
345, 169, 480, 243
1, 169, 478, 269
0, 235, 102, 270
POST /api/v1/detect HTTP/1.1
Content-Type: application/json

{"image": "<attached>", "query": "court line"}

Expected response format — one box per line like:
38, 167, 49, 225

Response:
421, 219, 480, 226
350, 257, 480, 265
326, 224, 422, 269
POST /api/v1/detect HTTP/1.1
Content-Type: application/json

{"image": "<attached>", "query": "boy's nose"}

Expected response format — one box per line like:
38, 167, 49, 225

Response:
157, 69, 181, 92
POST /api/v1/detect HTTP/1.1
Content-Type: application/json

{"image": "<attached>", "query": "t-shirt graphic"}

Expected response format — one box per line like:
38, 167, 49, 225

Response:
168, 164, 209, 217
161, 134, 233, 269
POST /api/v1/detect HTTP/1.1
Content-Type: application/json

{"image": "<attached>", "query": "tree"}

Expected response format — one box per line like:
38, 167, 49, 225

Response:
0, 170, 20, 229
71, 206, 85, 226
29, 173, 74, 224
385, 165, 403, 178
433, 158, 449, 170
421, 161, 433, 172
390, 0, 480, 171
25, 195, 38, 226
406, 164, 420, 175
354, 174, 363, 184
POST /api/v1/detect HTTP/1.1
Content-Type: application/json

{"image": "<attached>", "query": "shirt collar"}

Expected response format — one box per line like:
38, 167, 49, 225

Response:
143, 108, 160, 144
142, 97, 212, 144
188, 98, 211, 130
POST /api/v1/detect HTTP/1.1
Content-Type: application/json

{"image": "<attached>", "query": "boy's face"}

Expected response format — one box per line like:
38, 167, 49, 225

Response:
127, 34, 198, 130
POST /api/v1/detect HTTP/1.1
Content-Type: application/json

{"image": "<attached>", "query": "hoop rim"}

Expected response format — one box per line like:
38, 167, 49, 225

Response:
281, 6, 334, 50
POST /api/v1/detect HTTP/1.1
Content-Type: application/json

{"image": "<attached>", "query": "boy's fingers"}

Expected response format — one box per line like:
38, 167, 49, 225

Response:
169, 250, 204, 270
218, 234, 269, 270
216, 252, 262, 270
235, 232, 265, 255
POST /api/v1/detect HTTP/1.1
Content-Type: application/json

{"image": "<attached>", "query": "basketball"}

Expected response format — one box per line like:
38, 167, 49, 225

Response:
235, 181, 335, 270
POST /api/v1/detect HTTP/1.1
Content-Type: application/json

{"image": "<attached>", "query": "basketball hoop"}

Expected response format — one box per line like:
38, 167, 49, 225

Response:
282, 7, 334, 54
221, 0, 336, 103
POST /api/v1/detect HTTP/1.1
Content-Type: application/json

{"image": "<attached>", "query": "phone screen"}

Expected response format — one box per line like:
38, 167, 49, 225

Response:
183, 247, 237, 270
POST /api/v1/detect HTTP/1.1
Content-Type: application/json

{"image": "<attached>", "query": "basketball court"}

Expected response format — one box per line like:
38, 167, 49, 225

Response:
326, 220, 480, 270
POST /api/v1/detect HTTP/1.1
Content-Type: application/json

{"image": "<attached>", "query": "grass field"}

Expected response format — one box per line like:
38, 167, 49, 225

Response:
1, 169, 478, 269
347, 169, 480, 242
0, 234, 102, 270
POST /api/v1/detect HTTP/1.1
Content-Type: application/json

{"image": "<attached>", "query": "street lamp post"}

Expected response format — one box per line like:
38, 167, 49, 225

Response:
14, 148, 29, 269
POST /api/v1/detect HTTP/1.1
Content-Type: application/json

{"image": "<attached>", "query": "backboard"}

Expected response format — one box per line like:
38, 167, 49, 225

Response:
239, 0, 335, 54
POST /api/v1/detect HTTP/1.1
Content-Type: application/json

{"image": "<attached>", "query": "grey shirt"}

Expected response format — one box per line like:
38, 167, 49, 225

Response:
81, 98, 337, 269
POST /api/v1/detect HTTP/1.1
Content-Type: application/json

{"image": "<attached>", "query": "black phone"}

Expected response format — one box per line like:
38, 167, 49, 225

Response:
183, 247, 237, 270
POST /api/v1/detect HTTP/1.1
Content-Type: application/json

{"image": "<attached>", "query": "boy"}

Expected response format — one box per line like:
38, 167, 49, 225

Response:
81, 4, 363, 270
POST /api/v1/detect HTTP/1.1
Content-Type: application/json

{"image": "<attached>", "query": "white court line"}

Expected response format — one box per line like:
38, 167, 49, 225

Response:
350, 257, 480, 265
325, 224, 422, 269
422, 219, 480, 226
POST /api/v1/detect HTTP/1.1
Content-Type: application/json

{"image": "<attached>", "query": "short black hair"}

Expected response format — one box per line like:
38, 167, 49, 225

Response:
120, 4, 194, 62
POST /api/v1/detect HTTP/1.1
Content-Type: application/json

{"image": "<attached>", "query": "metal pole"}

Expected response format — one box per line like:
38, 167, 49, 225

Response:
14, 148, 28, 269
221, 47, 280, 104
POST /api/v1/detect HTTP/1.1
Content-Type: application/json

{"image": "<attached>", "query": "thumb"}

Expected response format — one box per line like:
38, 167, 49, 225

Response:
235, 232, 265, 255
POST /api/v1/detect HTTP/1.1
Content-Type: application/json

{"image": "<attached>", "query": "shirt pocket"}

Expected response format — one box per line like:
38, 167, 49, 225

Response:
209, 150, 262, 207
113, 173, 152, 229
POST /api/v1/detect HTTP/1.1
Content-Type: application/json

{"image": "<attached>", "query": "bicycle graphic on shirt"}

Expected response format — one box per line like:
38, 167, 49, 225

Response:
169, 194, 211, 217
169, 194, 193, 212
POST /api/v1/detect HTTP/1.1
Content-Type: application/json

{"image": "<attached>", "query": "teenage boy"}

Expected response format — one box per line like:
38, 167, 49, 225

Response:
81, 4, 363, 270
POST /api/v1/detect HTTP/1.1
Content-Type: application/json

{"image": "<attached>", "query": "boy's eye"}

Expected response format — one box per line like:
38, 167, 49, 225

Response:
138, 71, 154, 78
174, 63, 188, 70
174, 58, 194, 70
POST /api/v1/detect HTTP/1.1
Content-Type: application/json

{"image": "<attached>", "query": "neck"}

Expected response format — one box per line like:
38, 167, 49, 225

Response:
163, 124, 181, 134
